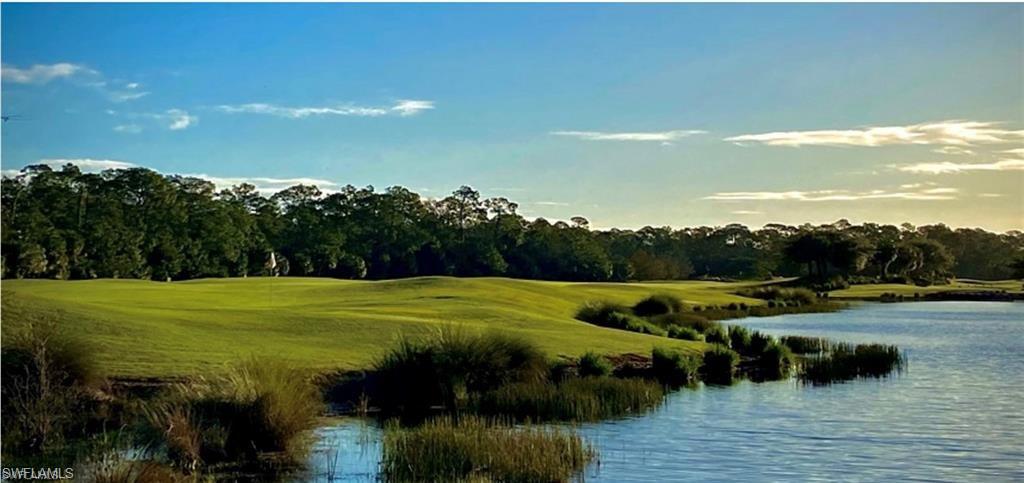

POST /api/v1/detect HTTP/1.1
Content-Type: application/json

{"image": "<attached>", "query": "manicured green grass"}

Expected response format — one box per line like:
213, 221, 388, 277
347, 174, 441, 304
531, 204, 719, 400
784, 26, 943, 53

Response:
1, 277, 750, 378
829, 279, 1022, 299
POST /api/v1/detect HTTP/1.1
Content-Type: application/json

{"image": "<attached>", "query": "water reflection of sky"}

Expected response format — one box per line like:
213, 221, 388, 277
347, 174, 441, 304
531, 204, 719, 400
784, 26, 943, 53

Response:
305, 302, 1024, 482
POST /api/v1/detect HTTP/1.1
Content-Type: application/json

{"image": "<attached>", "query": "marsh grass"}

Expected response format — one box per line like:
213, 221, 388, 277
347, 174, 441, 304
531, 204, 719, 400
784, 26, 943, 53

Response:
142, 359, 323, 470
1, 318, 101, 454
373, 328, 548, 418
577, 351, 612, 377
381, 415, 595, 483
799, 343, 905, 384
780, 335, 831, 354
755, 342, 795, 380
701, 345, 740, 385
651, 312, 720, 334
651, 347, 701, 385
475, 377, 664, 422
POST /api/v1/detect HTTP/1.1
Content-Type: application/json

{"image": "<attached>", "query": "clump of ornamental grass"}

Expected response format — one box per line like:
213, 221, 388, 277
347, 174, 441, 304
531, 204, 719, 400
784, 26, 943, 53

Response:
651, 347, 701, 385
141, 359, 323, 470
632, 294, 685, 317
381, 415, 595, 483
701, 345, 740, 385
780, 335, 831, 354
373, 328, 548, 418
1, 318, 101, 454
667, 325, 704, 341
474, 377, 663, 422
577, 351, 612, 377
755, 341, 795, 381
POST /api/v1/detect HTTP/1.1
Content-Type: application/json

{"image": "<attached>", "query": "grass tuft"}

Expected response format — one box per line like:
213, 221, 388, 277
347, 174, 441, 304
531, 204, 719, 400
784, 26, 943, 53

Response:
475, 377, 663, 422
381, 415, 595, 483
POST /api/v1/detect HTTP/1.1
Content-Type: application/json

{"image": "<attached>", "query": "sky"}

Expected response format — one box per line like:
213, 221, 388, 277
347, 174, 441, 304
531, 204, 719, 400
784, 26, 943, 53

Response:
2, 4, 1022, 231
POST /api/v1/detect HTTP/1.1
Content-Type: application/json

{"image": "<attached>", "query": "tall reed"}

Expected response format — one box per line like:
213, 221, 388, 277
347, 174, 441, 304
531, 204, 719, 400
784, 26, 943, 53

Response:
381, 415, 595, 483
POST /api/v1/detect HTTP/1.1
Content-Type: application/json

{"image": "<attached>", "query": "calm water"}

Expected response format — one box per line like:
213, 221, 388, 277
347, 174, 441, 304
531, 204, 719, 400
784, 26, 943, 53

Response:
304, 302, 1024, 482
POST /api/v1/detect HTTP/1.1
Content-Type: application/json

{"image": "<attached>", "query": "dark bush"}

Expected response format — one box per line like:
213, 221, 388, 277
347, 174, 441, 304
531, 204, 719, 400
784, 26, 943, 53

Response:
373, 328, 549, 417
701, 345, 740, 384
704, 326, 730, 346
651, 347, 700, 385
632, 294, 684, 317
666, 325, 704, 341
728, 325, 752, 353
650, 312, 719, 333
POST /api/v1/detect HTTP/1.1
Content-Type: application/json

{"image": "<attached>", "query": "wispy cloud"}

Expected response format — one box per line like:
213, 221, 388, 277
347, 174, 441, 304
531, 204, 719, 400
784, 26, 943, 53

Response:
215, 99, 435, 119
704, 187, 958, 202
725, 120, 1024, 147
3, 159, 341, 196
108, 109, 197, 131
391, 100, 435, 116
2, 62, 148, 102
1, 62, 91, 84
933, 146, 975, 155
7, 159, 139, 173
730, 210, 763, 215
978, 193, 1004, 198
896, 158, 1024, 174
550, 130, 706, 142
113, 124, 143, 134
185, 174, 339, 195
534, 201, 570, 206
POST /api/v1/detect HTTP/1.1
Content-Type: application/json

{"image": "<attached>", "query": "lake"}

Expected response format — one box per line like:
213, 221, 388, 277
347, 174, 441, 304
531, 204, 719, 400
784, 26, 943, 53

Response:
304, 302, 1024, 482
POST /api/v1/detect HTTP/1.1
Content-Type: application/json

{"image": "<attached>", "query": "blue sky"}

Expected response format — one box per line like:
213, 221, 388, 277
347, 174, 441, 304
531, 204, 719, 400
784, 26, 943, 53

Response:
2, 4, 1022, 231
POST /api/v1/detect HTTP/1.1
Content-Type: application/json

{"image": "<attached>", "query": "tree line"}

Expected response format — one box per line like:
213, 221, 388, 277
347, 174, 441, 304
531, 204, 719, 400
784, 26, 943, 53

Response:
3, 164, 1022, 283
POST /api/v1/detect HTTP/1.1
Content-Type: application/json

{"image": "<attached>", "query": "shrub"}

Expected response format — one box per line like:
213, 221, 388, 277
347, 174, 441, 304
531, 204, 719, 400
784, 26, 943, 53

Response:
476, 377, 663, 422
1, 319, 99, 454
577, 352, 612, 377
381, 415, 595, 483
728, 325, 752, 353
741, 286, 818, 305
142, 359, 323, 468
701, 345, 740, 384
650, 312, 719, 333
625, 318, 668, 336
651, 347, 700, 385
374, 328, 548, 417
704, 326, 730, 346
575, 301, 630, 325
667, 325, 704, 342
632, 294, 684, 317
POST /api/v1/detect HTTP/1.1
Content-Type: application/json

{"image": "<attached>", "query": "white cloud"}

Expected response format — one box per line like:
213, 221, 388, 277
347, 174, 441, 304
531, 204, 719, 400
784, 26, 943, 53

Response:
32, 159, 138, 172
725, 120, 1024, 147
1, 62, 88, 84
113, 124, 143, 134
933, 146, 975, 155
111, 90, 149, 102
534, 201, 570, 206
704, 187, 958, 202
216, 100, 434, 119
551, 130, 706, 142
896, 158, 1024, 174
391, 100, 435, 116
1002, 148, 1024, 156
730, 210, 763, 215
184, 174, 339, 195
978, 193, 1004, 198
165, 109, 197, 130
